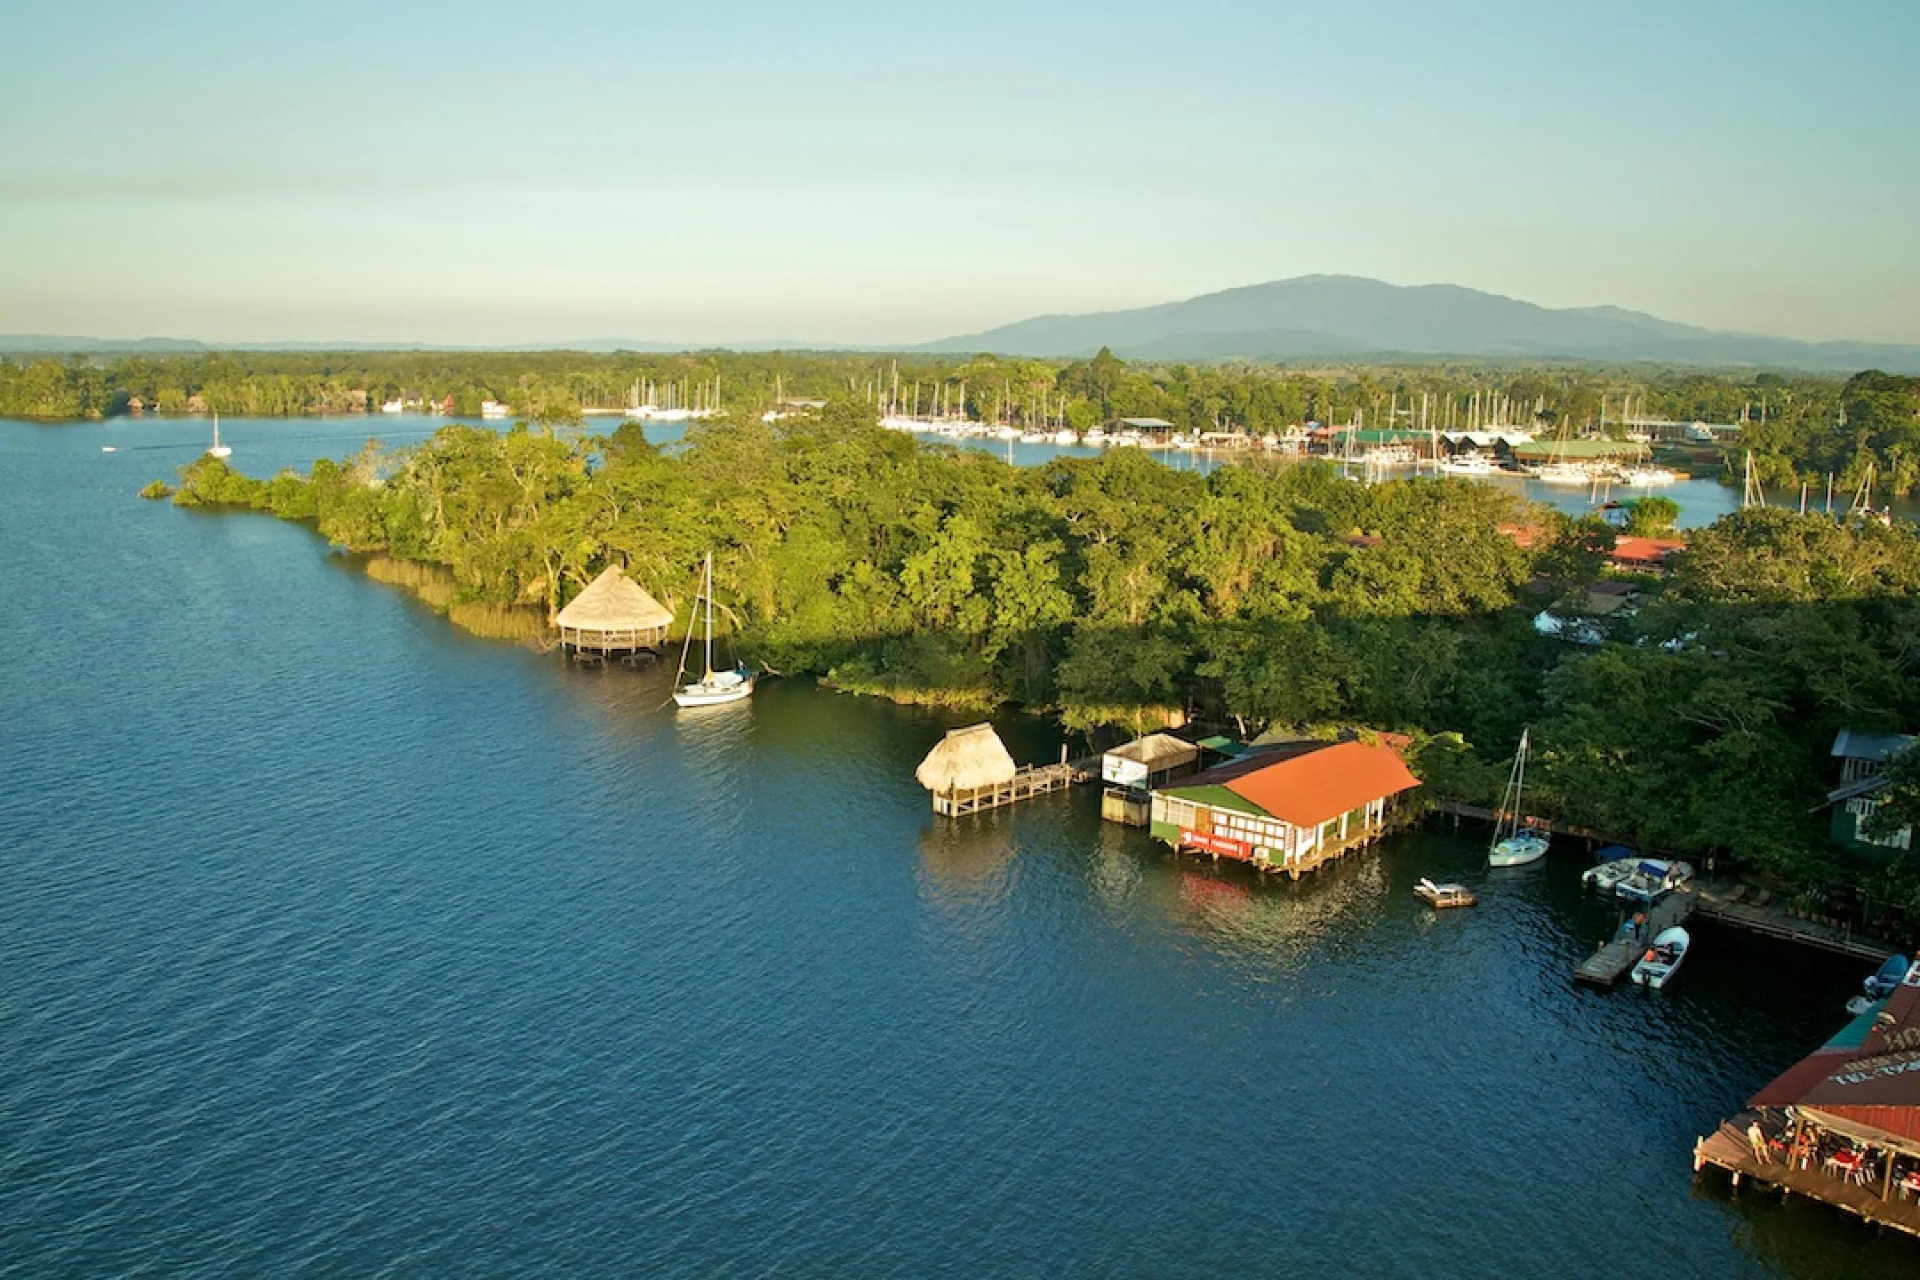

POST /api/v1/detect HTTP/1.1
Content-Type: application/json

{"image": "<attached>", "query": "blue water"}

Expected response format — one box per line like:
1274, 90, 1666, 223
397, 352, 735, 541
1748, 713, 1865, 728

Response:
2, 416, 1914, 1276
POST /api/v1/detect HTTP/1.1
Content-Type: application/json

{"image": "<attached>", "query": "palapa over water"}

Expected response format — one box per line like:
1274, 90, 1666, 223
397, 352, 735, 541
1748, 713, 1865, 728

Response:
554, 565, 674, 655
916, 724, 1019, 793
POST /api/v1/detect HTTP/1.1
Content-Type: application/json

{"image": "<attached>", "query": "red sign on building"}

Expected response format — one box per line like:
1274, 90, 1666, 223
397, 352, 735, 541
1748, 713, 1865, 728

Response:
1181, 829, 1252, 859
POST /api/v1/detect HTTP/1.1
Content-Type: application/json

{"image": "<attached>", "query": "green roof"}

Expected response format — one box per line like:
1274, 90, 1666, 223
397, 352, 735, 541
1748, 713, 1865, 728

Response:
1333, 428, 1429, 445
1156, 783, 1269, 816
1196, 735, 1244, 754
1511, 438, 1650, 460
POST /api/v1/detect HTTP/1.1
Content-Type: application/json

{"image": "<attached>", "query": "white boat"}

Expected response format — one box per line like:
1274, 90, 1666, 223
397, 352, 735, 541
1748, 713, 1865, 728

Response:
1437, 453, 1501, 476
1581, 858, 1640, 894
1630, 926, 1689, 988
1534, 462, 1593, 486
1052, 429, 1079, 446
100, 445, 118, 453
206, 412, 231, 459
379, 398, 405, 414
1618, 467, 1678, 487
480, 399, 511, 419
1488, 727, 1550, 867
672, 552, 755, 708
1613, 859, 1694, 904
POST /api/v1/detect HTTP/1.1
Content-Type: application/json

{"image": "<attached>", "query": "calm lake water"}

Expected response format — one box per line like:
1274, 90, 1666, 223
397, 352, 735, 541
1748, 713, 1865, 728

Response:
2, 415, 1915, 1276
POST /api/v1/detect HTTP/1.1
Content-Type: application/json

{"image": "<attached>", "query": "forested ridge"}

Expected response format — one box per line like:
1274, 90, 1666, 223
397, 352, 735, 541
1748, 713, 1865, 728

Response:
163, 394, 1920, 913
9, 347, 1920, 495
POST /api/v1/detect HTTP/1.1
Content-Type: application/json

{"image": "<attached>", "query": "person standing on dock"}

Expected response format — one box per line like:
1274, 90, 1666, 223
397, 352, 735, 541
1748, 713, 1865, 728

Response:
1748, 1121, 1771, 1164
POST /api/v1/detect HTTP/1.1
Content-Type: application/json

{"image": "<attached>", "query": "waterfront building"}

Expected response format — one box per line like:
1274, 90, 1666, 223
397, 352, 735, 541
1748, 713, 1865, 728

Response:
1148, 740, 1419, 878
1695, 962, 1920, 1237
1825, 729, 1917, 856
554, 565, 673, 658
1100, 733, 1200, 826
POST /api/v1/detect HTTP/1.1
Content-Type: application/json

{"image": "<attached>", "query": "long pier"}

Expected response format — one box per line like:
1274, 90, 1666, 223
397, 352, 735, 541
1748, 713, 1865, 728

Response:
932, 763, 1089, 817
1574, 888, 1696, 986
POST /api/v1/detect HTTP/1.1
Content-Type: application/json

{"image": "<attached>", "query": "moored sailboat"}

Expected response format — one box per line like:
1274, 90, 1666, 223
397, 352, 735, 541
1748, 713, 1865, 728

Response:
206, 412, 231, 459
672, 552, 754, 708
1488, 727, 1550, 867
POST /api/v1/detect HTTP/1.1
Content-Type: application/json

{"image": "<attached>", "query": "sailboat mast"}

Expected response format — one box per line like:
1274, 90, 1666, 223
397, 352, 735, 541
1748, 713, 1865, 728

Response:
704, 552, 715, 677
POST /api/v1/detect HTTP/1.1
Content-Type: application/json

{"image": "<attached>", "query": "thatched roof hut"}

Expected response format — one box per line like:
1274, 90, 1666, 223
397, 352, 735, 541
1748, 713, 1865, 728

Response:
916, 724, 1019, 793
555, 566, 674, 654
1102, 733, 1199, 788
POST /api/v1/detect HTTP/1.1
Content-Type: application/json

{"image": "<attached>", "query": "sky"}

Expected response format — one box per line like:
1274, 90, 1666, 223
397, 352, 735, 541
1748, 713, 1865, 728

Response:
2, 0, 1917, 346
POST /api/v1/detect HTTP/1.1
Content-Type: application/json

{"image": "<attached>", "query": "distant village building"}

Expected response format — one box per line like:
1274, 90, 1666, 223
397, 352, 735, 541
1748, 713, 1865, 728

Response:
1149, 740, 1419, 879
1608, 536, 1686, 574
554, 566, 673, 658
1826, 729, 1916, 856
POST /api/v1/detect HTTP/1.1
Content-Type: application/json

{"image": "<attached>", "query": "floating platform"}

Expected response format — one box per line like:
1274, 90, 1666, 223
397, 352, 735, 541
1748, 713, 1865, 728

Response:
1694, 1121, 1920, 1239
1574, 888, 1695, 985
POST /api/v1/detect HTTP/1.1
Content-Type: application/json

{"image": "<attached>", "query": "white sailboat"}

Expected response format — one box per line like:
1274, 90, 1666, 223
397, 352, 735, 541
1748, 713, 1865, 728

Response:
672, 552, 754, 708
1488, 727, 1550, 867
206, 412, 232, 459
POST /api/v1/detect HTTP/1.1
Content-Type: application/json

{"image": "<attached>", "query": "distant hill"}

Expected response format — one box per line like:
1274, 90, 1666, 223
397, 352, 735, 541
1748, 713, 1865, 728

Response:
0, 335, 867, 356
8, 277, 1917, 371
921, 275, 1920, 373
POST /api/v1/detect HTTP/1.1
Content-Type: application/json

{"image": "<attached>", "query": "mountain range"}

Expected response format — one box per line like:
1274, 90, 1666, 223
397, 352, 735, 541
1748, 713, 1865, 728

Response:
5, 276, 1916, 371
918, 276, 1920, 372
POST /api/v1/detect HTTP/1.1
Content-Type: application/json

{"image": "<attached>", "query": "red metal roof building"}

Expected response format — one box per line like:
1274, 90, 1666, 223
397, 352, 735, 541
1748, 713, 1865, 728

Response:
1148, 740, 1421, 879
1608, 536, 1686, 571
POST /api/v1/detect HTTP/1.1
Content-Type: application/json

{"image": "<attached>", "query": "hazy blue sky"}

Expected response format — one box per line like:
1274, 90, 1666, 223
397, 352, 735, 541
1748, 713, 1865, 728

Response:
2, 0, 1916, 345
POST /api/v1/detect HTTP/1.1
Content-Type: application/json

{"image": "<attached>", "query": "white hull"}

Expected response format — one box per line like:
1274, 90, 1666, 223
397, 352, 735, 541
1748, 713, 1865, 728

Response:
1534, 464, 1594, 486
1581, 858, 1638, 892
672, 675, 755, 707
1489, 832, 1550, 867
1631, 926, 1689, 988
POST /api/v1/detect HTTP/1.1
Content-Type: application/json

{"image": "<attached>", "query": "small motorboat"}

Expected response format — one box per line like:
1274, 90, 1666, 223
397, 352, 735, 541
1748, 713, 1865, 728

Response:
1582, 858, 1640, 894
1614, 859, 1694, 904
100, 445, 118, 453
1864, 954, 1911, 1000
1631, 926, 1690, 988
1415, 878, 1477, 909
1846, 995, 1879, 1017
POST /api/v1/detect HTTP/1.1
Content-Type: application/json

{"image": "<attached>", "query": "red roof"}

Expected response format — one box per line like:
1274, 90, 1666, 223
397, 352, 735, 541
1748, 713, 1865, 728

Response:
1749, 964, 1920, 1143
1498, 523, 1546, 549
1223, 741, 1421, 828
1609, 536, 1685, 564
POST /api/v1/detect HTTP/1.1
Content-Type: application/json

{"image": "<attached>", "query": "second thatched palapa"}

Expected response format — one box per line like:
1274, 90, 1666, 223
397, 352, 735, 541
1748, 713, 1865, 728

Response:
916, 724, 1019, 793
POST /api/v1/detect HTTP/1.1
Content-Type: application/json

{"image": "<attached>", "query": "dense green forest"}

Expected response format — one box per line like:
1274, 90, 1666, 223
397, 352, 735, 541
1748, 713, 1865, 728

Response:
163, 397, 1920, 917
7, 347, 1917, 494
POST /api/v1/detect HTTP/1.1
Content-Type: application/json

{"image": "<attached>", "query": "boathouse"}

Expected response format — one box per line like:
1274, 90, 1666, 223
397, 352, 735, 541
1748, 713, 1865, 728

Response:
1100, 733, 1200, 826
554, 566, 674, 658
1148, 740, 1420, 877
916, 724, 1082, 817
1694, 961, 1920, 1237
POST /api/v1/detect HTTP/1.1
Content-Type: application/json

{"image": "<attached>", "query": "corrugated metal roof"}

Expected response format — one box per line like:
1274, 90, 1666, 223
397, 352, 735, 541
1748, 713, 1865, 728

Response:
1832, 729, 1915, 762
1221, 741, 1421, 829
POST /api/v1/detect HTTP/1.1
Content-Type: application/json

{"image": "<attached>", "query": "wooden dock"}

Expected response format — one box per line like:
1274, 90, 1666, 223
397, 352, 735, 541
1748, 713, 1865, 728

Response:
1573, 888, 1696, 986
1690, 882, 1892, 962
1694, 1121, 1920, 1239
933, 763, 1088, 817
